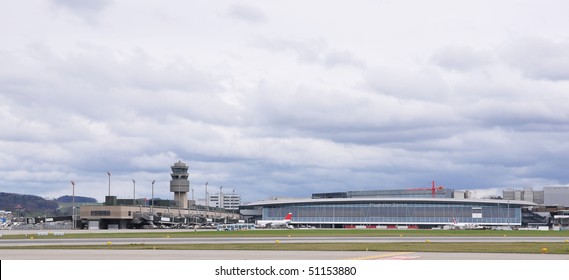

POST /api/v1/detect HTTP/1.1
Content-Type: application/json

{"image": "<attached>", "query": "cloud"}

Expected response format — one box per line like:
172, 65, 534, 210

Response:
501, 37, 569, 81
52, 0, 112, 12
236, 78, 461, 146
0, 43, 237, 199
226, 3, 268, 23
430, 46, 495, 72
2, 1, 569, 203
0, 43, 225, 124
50, 0, 112, 24
365, 66, 450, 101
323, 50, 366, 68
255, 36, 365, 68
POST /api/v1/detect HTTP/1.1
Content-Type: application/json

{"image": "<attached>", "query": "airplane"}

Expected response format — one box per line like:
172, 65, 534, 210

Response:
256, 213, 293, 228
450, 218, 483, 230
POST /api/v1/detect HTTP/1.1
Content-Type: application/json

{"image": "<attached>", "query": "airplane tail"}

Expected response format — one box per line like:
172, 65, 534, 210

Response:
452, 218, 457, 224
284, 213, 292, 221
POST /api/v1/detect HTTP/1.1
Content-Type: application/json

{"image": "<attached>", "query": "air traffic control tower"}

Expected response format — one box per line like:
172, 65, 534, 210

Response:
170, 160, 190, 209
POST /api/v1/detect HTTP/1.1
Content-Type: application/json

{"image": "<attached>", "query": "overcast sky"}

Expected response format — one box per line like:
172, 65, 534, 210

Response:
1, 0, 569, 203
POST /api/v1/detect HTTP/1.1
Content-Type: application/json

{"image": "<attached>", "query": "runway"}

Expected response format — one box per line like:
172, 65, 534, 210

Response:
1, 249, 567, 260
2, 230, 568, 260
0, 236, 566, 246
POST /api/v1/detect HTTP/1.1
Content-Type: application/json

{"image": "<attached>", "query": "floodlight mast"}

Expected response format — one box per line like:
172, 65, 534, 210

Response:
151, 180, 155, 214
132, 179, 136, 205
71, 180, 75, 229
107, 171, 111, 196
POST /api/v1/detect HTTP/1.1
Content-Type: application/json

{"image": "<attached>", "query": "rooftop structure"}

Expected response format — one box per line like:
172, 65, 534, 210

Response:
504, 186, 569, 206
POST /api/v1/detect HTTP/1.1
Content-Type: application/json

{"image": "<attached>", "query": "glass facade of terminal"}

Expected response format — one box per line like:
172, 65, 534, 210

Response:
262, 201, 521, 225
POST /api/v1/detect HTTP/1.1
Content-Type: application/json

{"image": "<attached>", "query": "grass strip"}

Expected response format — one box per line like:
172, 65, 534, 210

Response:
2, 229, 569, 239
1, 242, 568, 254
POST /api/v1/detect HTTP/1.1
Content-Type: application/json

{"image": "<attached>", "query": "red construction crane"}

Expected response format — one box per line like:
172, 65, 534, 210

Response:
406, 181, 444, 197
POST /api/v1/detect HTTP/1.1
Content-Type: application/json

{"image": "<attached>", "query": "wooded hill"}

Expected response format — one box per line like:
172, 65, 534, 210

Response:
0, 192, 97, 216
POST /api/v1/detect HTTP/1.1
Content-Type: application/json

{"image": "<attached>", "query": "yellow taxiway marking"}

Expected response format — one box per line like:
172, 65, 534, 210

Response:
346, 251, 415, 260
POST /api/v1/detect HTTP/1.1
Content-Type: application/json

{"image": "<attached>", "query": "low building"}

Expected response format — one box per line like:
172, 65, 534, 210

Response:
80, 204, 239, 229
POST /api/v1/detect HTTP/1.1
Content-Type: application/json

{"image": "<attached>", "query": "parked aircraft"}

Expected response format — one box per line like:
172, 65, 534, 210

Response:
256, 213, 293, 228
451, 218, 483, 229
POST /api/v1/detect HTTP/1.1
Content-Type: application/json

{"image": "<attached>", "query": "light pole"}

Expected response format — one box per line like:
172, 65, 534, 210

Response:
71, 180, 75, 229
232, 189, 235, 214
190, 186, 194, 223
151, 180, 155, 214
205, 182, 208, 207
107, 171, 111, 196
219, 186, 223, 223
132, 179, 136, 205
220, 186, 223, 209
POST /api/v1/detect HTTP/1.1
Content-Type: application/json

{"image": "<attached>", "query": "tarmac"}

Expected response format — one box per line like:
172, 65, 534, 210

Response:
1, 229, 568, 260
1, 249, 568, 260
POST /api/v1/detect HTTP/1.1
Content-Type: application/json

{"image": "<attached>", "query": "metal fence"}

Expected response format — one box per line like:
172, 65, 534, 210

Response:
10, 222, 73, 230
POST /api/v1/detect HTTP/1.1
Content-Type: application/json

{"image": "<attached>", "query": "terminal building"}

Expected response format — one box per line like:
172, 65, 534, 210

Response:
79, 160, 239, 229
245, 188, 536, 229
503, 186, 569, 229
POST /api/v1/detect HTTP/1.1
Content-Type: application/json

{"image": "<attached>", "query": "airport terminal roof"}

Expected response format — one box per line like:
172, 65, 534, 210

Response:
247, 197, 537, 207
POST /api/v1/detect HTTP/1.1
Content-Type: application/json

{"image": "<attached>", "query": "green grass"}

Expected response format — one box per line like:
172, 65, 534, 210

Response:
2, 229, 569, 239
1, 242, 568, 254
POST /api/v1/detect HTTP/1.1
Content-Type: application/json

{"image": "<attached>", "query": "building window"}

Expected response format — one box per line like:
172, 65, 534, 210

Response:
90, 210, 111, 216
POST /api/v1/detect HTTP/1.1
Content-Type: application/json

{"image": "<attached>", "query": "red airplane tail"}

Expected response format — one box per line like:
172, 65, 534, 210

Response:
284, 213, 292, 221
